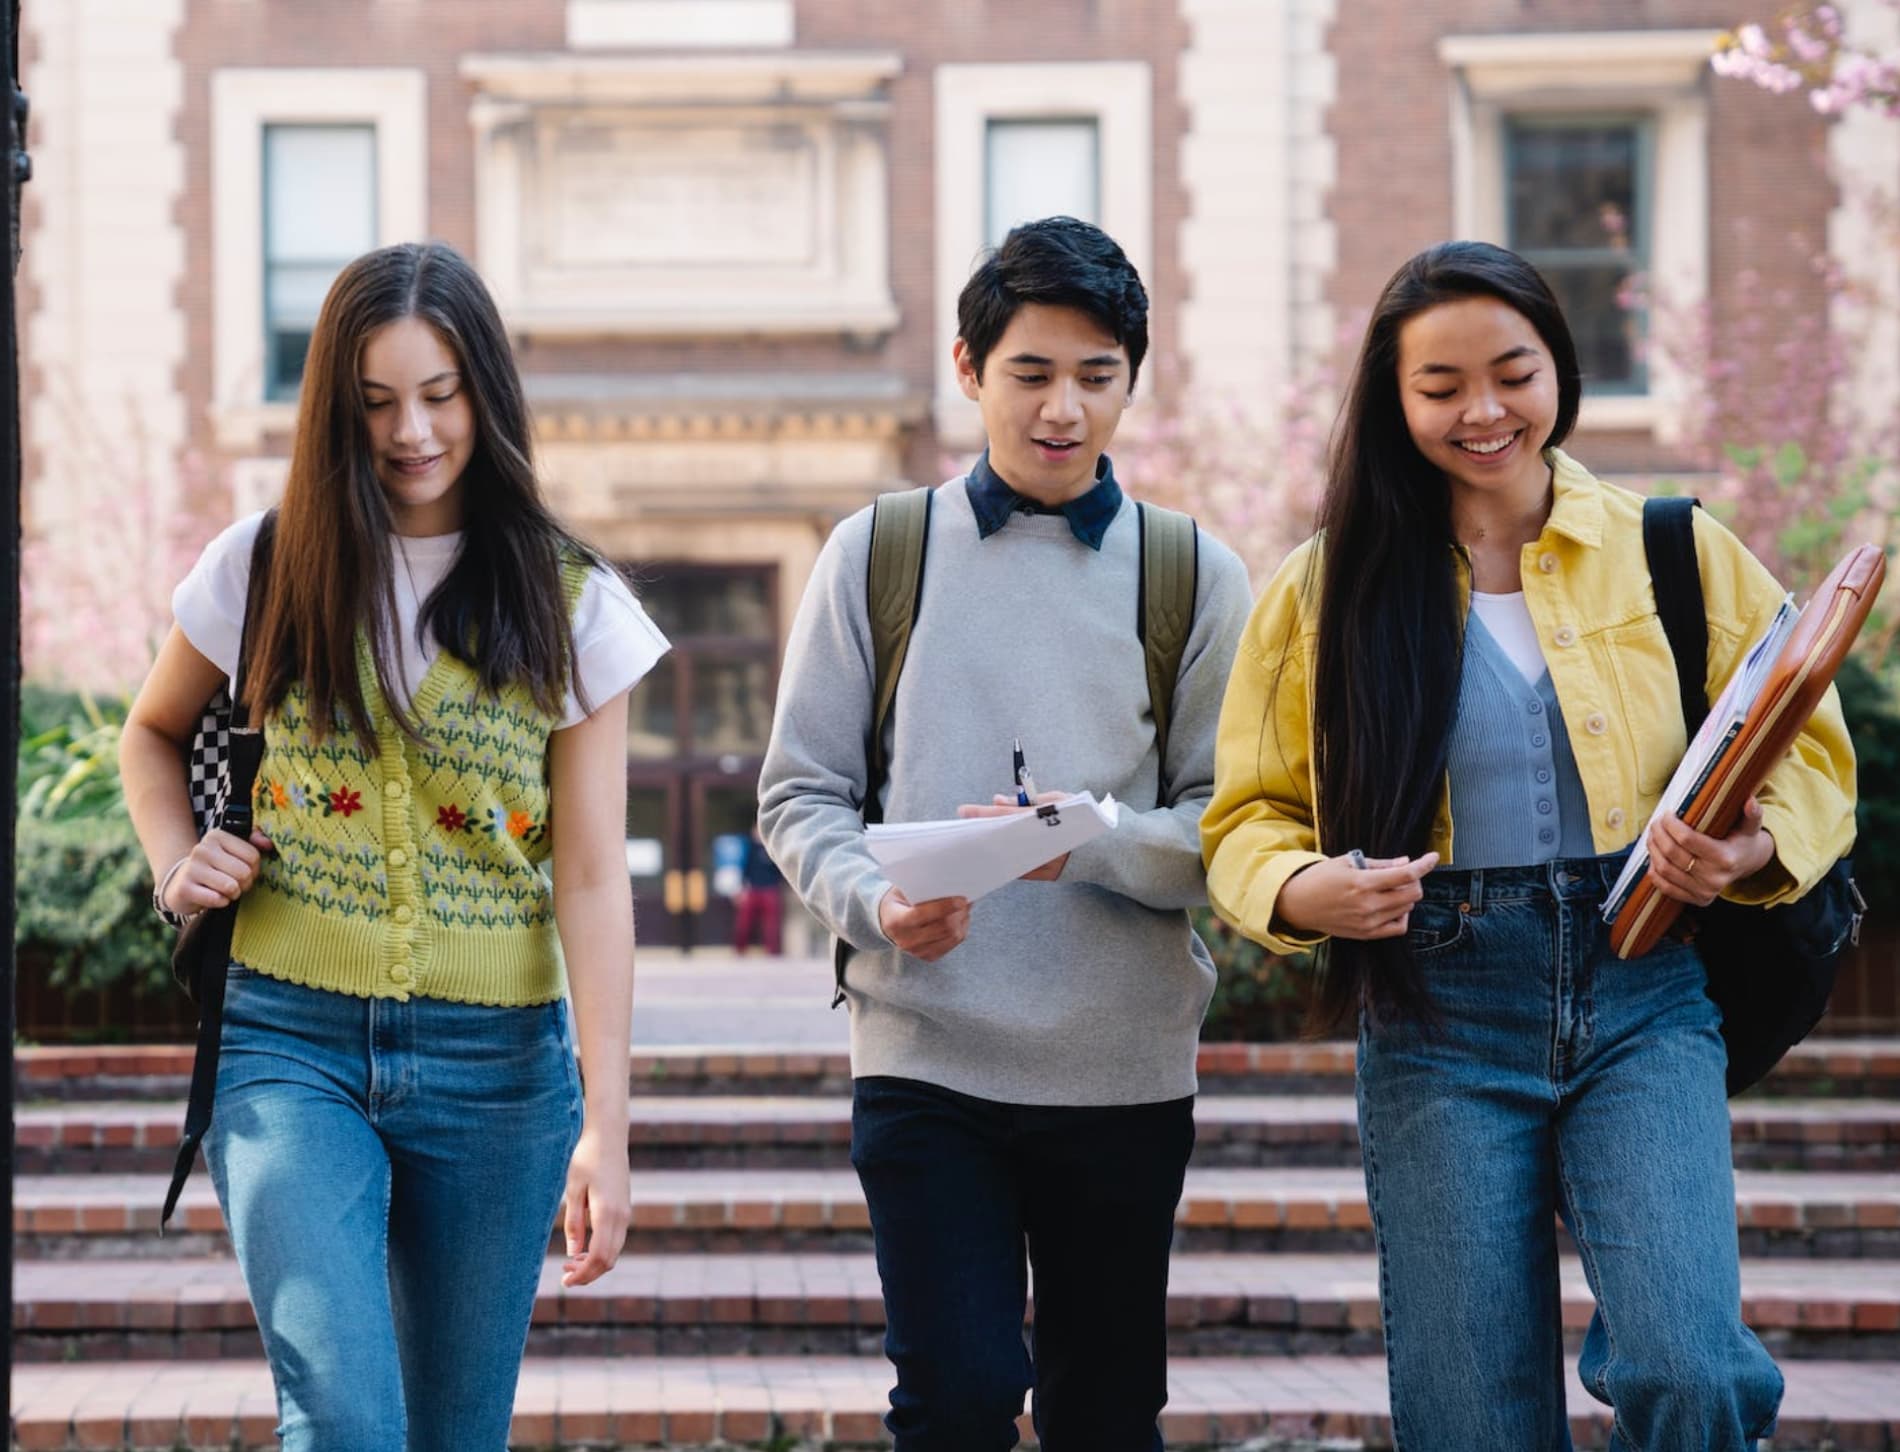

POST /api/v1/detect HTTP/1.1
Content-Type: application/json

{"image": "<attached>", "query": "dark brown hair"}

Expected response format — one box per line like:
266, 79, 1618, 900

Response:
1308, 240, 1582, 1030
244, 241, 595, 746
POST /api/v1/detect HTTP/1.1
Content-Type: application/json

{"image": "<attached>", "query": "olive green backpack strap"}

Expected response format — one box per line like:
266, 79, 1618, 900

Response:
1136, 501, 1199, 805
833, 486, 932, 1007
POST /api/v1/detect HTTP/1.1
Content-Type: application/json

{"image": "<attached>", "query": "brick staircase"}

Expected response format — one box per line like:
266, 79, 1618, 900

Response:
12, 1039, 1900, 1450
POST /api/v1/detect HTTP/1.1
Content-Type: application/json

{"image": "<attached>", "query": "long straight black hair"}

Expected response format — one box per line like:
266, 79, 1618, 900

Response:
245, 241, 596, 747
1308, 240, 1583, 1030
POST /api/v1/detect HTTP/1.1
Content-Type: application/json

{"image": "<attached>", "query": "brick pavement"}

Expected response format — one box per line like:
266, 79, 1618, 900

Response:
13, 1354, 1900, 1449
15, 1033, 1900, 1448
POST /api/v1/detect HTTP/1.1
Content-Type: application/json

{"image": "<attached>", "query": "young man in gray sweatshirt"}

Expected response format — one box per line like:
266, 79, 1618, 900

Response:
757, 217, 1252, 1452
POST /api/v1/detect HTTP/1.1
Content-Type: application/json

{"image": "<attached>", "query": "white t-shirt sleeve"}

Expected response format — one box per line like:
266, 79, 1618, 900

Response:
561, 564, 671, 727
170, 511, 270, 687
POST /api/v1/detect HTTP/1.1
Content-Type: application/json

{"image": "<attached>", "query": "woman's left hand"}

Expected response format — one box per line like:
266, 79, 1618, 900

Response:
1645, 795, 1776, 907
559, 1118, 631, 1287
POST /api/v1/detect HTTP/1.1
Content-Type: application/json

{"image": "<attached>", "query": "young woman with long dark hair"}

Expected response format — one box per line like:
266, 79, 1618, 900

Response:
1201, 240, 1856, 1447
120, 241, 667, 1449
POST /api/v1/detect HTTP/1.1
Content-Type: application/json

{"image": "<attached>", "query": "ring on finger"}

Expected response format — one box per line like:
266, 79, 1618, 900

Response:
1686, 854, 1698, 875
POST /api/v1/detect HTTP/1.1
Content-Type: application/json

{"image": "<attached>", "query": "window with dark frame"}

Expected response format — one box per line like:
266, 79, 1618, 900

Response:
622, 565, 778, 764
263, 123, 377, 401
984, 118, 1100, 249
1505, 115, 1653, 396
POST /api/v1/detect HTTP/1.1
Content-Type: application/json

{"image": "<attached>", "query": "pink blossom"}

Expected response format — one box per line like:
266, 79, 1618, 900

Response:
1784, 19, 1830, 64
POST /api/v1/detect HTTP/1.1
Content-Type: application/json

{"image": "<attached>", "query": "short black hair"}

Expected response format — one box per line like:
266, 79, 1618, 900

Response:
956, 216, 1150, 388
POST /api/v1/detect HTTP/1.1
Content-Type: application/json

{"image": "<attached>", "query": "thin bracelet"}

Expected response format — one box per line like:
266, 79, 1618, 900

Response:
152, 855, 196, 929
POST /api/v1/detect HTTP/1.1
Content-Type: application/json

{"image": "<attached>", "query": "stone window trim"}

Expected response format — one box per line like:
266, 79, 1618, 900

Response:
210, 68, 428, 452
1439, 31, 1718, 441
933, 61, 1154, 451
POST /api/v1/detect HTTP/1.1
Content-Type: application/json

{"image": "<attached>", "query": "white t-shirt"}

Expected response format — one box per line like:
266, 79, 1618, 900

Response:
172, 511, 670, 727
1469, 589, 1549, 686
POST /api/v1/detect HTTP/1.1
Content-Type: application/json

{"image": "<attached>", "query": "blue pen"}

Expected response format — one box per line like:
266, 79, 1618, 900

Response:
1012, 738, 1038, 806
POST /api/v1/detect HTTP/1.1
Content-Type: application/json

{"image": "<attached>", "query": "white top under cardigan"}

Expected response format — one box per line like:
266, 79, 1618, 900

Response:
173, 511, 669, 727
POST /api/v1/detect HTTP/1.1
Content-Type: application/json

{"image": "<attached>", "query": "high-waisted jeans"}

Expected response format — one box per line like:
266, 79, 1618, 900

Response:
204, 966, 582, 1451
1356, 855, 1783, 1451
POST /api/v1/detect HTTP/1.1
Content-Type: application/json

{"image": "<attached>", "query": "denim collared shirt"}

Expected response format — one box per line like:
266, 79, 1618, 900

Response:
964, 449, 1124, 551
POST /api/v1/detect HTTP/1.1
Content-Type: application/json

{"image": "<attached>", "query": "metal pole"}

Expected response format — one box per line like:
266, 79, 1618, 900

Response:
4, 0, 29, 1417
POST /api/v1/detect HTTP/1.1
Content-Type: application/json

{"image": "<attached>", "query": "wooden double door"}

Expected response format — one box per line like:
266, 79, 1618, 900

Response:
619, 562, 777, 950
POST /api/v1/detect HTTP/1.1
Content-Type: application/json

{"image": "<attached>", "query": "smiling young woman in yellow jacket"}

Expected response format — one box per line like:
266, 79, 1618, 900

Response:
1201, 241, 1855, 1449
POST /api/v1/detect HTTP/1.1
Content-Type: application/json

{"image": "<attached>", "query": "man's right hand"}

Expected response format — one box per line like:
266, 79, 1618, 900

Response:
877, 888, 971, 962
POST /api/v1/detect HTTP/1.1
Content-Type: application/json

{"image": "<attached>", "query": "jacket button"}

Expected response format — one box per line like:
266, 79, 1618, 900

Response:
394, 905, 415, 925
1585, 712, 1608, 735
1607, 807, 1627, 829
386, 780, 407, 800
390, 963, 412, 986
1554, 625, 1577, 647
1538, 553, 1559, 573
388, 849, 408, 870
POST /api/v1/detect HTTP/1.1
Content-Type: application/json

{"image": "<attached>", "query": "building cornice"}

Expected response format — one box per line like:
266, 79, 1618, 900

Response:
459, 49, 903, 107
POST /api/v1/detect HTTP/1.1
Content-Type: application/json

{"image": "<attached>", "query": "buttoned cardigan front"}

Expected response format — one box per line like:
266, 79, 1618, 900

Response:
1200, 449, 1859, 956
230, 565, 588, 1006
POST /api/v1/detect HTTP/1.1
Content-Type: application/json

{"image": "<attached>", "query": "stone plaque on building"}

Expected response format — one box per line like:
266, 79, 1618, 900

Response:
543, 123, 819, 269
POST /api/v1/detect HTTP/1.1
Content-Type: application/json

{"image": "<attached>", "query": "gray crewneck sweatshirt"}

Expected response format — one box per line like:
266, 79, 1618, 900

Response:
758, 477, 1253, 1105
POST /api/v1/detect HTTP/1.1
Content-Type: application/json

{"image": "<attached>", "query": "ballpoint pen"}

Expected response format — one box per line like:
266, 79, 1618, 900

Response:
1012, 737, 1038, 807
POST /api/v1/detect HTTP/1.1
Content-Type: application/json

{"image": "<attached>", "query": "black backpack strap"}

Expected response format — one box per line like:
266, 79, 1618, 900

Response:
163, 512, 276, 1231
833, 488, 932, 1008
1641, 495, 1710, 736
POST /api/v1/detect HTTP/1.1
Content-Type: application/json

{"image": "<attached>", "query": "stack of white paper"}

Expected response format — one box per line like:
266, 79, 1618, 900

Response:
1602, 595, 1800, 920
867, 792, 1120, 903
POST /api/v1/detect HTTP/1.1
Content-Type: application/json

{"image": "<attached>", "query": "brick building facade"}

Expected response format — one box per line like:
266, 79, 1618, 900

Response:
22, 0, 1897, 944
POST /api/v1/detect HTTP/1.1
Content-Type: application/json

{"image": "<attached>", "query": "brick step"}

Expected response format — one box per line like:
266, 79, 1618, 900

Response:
19, 1095, 1898, 1176
20, 1037, 1900, 1100
14, 1252, 1900, 1365
12, 1354, 1900, 1450
17, 1168, 1900, 1259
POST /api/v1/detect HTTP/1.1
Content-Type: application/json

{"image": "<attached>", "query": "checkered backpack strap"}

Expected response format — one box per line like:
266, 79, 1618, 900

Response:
185, 690, 235, 836
185, 513, 277, 836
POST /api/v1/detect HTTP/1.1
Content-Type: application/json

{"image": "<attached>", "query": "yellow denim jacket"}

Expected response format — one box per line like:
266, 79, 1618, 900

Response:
1201, 449, 1859, 956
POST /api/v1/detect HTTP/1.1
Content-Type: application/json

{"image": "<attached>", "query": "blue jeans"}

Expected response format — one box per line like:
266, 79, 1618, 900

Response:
850, 1076, 1194, 1452
1357, 856, 1782, 1451
204, 966, 582, 1451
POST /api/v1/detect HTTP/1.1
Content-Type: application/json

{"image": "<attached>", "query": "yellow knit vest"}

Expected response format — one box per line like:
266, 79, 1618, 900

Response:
231, 566, 587, 1006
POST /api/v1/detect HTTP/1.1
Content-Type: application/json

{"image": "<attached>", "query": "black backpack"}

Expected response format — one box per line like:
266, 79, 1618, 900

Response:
1642, 496, 1866, 1095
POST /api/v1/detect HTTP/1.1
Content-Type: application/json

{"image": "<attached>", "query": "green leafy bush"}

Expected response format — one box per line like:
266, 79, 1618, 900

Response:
15, 812, 173, 996
1194, 907, 1315, 1042
18, 687, 126, 821
1835, 650, 1900, 913
14, 688, 174, 998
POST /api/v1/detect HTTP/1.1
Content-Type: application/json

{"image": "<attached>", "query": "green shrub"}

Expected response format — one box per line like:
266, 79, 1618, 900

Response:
13, 687, 173, 998
14, 810, 173, 997
1836, 651, 1900, 912
18, 688, 125, 821
1194, 907, 1316, 1042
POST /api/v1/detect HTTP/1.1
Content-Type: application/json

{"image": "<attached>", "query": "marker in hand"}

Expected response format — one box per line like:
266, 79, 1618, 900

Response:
1347, 849, 1369, 872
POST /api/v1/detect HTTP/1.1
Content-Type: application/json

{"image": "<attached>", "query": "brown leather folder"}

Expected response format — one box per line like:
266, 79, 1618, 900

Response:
1609, 543, 1886, 960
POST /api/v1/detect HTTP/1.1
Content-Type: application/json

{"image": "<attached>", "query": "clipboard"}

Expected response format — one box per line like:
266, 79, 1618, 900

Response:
1605, 543, 1884, 959
866, 791, 1120, 903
